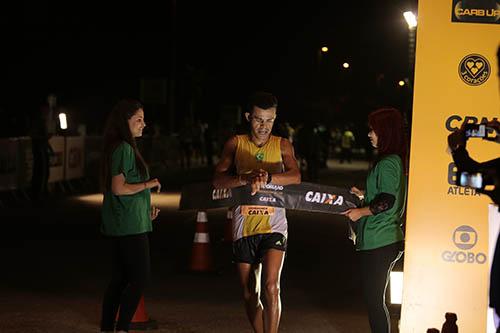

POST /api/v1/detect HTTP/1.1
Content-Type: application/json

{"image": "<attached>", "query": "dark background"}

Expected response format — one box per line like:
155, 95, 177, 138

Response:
1, 0, 418, 137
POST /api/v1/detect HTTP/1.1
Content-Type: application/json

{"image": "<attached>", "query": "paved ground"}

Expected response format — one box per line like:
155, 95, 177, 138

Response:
0, 159, 402, 332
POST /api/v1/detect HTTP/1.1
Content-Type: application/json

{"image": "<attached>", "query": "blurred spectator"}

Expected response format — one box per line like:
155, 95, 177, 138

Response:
330, 126, 342, 159
203, 122, 214, 166
340, 126, 355, 164
296, 121, 322, 182
179, 117, 194, 168
29, 95, 56, 200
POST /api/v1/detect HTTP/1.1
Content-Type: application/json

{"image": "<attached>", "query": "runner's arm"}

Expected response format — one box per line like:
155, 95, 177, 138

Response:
213, 136, 248, 188
266, 138, 301, 185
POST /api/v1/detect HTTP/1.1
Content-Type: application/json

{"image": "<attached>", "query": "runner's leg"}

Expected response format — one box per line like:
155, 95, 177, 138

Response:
261, 249, 285, 333
238, 262, 264, 333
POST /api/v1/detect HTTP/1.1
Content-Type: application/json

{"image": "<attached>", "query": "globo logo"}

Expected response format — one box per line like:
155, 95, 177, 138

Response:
441, 225, 486, 264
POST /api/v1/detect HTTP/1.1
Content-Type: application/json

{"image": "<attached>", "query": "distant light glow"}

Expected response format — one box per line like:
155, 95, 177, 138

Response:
321, 46, 329, 53
390, 271, 404, 304
58, 113, 68, 130
343, 62, 350, 69
398, 80, 405, 87
403, 11, 417, 29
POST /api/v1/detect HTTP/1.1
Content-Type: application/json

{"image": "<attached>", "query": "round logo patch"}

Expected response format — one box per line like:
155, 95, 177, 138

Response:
255, 152, 265, 162
458, 54, 490, 86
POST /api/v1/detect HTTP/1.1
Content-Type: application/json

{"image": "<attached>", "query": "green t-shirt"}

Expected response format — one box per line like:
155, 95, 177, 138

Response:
356, 154, 406, 251
101, 142, 152, 236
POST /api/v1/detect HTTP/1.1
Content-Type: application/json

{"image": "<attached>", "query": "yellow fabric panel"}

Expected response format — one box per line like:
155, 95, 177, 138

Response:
235, 135, 283, 175
235, 134, 283, 237
242, 213, 272, 237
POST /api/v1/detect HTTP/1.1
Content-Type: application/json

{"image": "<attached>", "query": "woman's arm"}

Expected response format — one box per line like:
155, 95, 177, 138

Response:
111, 174, 161, 195
343, 158, 401, 222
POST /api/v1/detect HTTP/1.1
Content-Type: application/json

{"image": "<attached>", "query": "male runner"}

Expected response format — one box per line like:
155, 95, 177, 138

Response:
213, 91, 301, 333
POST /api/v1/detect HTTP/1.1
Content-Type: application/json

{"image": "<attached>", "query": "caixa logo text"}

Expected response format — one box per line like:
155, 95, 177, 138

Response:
212, 188, 232, 200
305, 191, 344, 206
441, 225, 487, 264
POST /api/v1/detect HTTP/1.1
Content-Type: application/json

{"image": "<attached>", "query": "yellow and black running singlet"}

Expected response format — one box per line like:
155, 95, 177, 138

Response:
232, 135, 287, 240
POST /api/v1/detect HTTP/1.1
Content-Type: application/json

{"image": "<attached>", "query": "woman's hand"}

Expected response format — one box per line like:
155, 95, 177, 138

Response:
150, 206, 160, 221
145, 178, 162, 193
350, 187, 365, 200
341, 207, 372, 222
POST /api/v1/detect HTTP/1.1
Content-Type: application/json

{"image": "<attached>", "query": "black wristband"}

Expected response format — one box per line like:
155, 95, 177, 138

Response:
266, 173, 272, 184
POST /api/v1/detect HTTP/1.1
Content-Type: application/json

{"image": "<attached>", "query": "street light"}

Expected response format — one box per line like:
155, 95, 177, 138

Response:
317, 46, 329, 74
403, 11, 417, 29
342, 62, 350, 69
58, 112, 68, 130
398, 80, 405, 87
403, 11, 417, 82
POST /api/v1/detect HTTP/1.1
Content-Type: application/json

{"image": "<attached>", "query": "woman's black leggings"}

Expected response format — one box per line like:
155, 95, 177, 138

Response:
358, 241, 403, 333
100, 233, 151, 332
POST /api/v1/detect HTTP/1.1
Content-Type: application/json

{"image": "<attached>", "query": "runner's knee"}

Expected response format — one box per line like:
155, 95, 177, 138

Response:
263, 281, 280, 299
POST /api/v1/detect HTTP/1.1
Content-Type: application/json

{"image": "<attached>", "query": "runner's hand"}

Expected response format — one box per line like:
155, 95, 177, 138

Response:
250, 169, 268, 195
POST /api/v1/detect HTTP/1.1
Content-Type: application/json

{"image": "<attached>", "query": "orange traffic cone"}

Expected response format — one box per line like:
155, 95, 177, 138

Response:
116, 295, 158, 330
223, 208, 233, 243
189, 211, 214, 272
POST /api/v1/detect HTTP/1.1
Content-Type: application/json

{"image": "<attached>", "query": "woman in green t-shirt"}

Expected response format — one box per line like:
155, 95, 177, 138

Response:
342, 108, 407, 333
99, 99, 161, 333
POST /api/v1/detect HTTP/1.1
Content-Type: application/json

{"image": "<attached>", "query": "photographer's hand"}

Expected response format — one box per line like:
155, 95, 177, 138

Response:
448, 126, 466, 152
484, 120, 500, 143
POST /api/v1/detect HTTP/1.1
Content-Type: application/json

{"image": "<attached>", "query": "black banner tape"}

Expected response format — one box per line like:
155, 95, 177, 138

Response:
179, 182, 361, 214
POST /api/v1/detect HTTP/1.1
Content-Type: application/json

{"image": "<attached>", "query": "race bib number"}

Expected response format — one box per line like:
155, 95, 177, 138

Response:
241, 206, 275, 216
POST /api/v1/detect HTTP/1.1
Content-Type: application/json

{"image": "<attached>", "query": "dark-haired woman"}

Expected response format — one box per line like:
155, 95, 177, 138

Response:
99, 99, 161, 333
342, 108, 407, 333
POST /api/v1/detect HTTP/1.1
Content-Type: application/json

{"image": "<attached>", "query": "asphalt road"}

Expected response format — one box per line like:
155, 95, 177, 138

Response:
0, 160, 401, 332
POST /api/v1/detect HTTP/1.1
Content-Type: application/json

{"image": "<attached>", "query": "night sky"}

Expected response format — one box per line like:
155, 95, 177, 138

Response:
1, 0, 418, 136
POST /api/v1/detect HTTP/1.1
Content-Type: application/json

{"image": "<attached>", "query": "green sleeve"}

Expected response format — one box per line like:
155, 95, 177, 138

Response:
111, 143, 135, 178
376, 157, 402, 195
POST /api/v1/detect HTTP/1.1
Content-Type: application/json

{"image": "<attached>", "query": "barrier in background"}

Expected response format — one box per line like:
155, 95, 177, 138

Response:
0, 136, 85, 193
65, 136, 85, 180
17, 137, 33, 189
48, 136, 65, 183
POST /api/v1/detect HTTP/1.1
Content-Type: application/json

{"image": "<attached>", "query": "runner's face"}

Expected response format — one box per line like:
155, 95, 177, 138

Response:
249, 107, 276, 140
368, 128, 378, 148
128, 109, 146, 138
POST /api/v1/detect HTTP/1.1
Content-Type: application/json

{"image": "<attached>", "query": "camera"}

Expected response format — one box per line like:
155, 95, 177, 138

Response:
464, 123, 487, 138
458, 171, 485, 189
449, 119, 500, 206
457, 168, 495, 190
